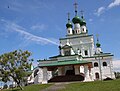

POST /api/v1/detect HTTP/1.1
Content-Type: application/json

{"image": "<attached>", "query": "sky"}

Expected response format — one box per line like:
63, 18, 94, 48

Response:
0, 0, 120, 72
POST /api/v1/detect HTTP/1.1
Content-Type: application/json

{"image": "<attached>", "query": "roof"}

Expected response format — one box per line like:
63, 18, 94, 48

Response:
39, 60, 91, 67
60, 34, 93, 40
66, 22, 73, 28
49, 54, 78, 59
50, 53, 113, 59
61, 45, 72, 49
72, 16, 82, 24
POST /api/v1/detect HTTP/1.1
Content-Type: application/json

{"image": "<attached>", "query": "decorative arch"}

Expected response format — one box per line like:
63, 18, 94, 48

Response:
62, 45, 72, 56
94, 62, 98, 67
103, 62, 107, 66
34, 69, 39, 77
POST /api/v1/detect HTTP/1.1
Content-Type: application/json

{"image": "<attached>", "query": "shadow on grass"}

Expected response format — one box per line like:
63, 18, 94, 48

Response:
12, 89, 20, 91
5, 88, 21, 91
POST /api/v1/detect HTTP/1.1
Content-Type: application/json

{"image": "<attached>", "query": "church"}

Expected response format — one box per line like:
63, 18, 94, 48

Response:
28, 3, 115, 84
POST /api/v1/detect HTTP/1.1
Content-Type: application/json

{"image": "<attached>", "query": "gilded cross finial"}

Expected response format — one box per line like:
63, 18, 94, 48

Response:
74, 2, 78, 16
67, 12, 70, 22
96, 34, 99, 43
80, 10, 84, 18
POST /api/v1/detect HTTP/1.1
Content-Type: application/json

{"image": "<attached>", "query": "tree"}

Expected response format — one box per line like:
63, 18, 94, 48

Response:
0, 50, 33, 90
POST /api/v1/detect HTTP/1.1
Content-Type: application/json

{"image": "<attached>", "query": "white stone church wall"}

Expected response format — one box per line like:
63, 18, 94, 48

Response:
60, 35, 95, 57
91, 58, 115, 80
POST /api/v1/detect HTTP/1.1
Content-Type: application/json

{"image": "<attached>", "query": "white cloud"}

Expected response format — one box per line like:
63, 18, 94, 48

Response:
108, 0, 120, 8
95, 0, 120, 16
113, 59, 120, 72
95, 7, 105, 16
1, 19, 58, 46
31, 24, 47, 31
89, 19, 93, 22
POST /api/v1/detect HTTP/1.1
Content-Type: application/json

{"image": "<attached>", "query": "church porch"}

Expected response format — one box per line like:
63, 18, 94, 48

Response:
39, 60, 93, 84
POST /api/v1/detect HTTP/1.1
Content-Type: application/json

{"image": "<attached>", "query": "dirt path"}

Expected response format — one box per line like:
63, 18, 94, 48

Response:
41, 82, 69, 91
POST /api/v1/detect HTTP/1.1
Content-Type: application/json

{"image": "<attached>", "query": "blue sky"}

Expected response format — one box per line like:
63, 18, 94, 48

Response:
0, 0, 120, 71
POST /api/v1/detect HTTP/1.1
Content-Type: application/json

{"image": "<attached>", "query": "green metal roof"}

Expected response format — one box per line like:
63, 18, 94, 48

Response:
72, 16, 82, 24
39, 60, 91, 67
66, 22, 73, 28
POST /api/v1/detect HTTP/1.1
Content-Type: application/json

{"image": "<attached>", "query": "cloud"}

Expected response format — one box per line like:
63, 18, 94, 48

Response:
95, 0, 120, 16
1, 19, 58, 46
89, 19, 93, 22
113, 59, 120, 72
108, 0, 120, 8
31, 24, 47, 31
95, 7, 105, 16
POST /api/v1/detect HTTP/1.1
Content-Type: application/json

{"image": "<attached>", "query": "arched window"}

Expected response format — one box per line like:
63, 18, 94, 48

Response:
83, 28, 84, 32
64, 50, 71, 56
68, 30, 70, 33
94, 62, 98, 67
62, 45, 71, 56
84, 50, 88, 55
103, 62, 107, 66
76, 30, 77, 34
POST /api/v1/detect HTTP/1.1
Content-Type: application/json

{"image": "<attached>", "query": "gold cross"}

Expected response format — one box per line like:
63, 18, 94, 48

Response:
74, 2, 78, 11
80, 10, 84, 16
96, 34, 99, 42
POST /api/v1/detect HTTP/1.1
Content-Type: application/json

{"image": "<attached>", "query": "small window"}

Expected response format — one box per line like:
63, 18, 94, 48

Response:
83, 28, 84, 31
68, 30, 70, 33
76, 30, 77, 34
73, 30, 75, 34
103, 62, 107, 66
84, 50, 88, 55
64, 49, 71, 56
94, 62, 98, 67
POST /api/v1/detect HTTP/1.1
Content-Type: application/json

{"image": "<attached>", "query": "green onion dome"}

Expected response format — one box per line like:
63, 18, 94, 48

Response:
96, 43, 101, 47
72, 16, 82, 24
66, 22, 73, 28
80, 17, 86, 26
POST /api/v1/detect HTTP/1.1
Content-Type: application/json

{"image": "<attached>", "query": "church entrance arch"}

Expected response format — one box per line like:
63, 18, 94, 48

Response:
65, 65, 75, 75
95, 72, 99, 80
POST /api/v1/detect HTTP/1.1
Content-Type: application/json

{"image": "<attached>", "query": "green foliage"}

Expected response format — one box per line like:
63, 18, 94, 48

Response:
0, 50, 33, 90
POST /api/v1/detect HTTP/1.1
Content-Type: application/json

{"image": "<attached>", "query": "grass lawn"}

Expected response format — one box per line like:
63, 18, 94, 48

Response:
2, 79, 120, 91
59, 79, 120, 91
3, 84, 52, 91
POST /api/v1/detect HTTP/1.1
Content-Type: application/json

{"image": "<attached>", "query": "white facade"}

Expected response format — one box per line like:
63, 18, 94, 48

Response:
28, 3, 115, 84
